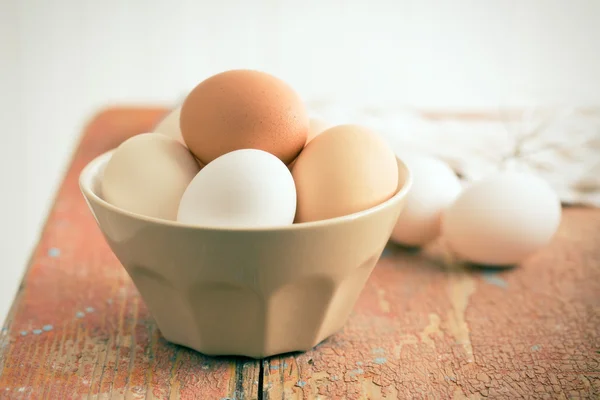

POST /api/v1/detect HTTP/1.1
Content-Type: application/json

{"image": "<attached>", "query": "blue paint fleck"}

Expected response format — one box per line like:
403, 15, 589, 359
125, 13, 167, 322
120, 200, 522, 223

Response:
85, 307, 95, 313
1, 327, 7, 332
296, 381, 307, 388
356, 361, 363, 366
269, 365, 279, 370
107, 299, 113, 304
75, 312, 85, 318
282, 362, 289, 368
32, 329, 42, 335
48, 248, 60, 257
349, 368, 364, 376
42, 325, 53, 331
330, 375, 339, 381
374, 357, 387, 365
481, 270, 508, 289
20, 331, 28, 336
381, 247, 392, 258
531, 344, 542, 352
372, 347, 385, 354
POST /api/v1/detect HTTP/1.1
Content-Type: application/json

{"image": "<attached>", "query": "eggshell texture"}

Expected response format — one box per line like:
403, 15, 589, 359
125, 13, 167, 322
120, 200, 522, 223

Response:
442, 172, 562, 266
306, 118, 331, 145
101, 133, 201, 220
292, 124, 398, 223
177, 149, 296, 228
180, 70, 309, 165
390, 154, 462, 246
153, 107, 184, 144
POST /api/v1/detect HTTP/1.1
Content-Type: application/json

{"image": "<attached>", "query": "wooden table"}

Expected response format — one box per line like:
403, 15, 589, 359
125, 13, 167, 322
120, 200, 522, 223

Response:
0, 108, 598, 399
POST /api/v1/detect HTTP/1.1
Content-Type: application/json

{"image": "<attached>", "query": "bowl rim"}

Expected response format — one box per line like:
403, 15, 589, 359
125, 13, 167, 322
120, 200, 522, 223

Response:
79, 149, 413, 232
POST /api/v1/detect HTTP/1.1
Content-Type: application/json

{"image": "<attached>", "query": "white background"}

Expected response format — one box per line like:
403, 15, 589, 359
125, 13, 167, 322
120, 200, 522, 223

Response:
1, 0, 599, 321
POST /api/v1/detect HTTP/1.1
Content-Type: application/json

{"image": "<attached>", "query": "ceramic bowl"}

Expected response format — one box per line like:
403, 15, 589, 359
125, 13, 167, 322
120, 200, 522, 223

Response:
80, 150, 412, 358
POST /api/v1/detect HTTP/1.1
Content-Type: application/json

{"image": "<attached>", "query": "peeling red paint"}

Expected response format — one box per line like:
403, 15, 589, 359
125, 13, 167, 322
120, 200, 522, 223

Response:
0, 108, 258, 400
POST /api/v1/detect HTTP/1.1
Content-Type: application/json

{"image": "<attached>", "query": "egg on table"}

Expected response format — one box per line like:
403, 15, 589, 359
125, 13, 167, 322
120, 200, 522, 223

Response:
177, 149, 296, 228
292, 124, 398, 223
180, 69, 309, 165
390, 153, 462, 247
441, 171, 562, 266
101, 133, 200, 220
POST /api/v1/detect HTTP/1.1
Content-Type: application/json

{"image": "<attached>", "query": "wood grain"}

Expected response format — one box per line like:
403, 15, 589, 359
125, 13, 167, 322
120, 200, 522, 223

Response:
0, 107, 259, 400
262, 209, 600, 399
1, 107, 598, 399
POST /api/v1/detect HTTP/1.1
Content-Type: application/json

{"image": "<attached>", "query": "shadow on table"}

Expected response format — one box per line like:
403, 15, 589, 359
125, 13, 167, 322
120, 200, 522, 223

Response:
381, 241, 517, 276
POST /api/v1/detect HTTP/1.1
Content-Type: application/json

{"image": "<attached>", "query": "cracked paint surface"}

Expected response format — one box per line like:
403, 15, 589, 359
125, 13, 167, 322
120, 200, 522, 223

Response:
263, 211, 600, 399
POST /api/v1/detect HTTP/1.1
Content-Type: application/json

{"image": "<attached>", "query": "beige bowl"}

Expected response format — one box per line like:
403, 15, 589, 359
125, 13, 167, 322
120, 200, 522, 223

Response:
80, 151, 412, 359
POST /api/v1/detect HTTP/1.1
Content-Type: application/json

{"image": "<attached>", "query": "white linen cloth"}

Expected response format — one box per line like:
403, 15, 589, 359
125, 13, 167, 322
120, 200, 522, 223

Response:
307, 101, 600, 207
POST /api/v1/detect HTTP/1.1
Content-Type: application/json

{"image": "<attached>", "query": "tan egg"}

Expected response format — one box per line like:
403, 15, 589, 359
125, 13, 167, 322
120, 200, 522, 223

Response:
153, 107, 184, 144
292, 124, 398, 223
442, 172, 562, 266
180, 70, 309, 165
306, 118, 331, 145
101, 133, 201, 221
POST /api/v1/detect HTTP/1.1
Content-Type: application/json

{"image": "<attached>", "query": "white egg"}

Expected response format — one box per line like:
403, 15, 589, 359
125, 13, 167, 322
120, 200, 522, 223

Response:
102, 133, 200, 220
177, 149, 296, 228
390, 154, 462, 246
154, 107, 184, 144
442, 172, 562, 266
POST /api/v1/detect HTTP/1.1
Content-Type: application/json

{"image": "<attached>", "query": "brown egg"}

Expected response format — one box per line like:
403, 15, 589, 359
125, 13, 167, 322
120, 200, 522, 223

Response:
292, 124, 398, 223
180, 70, 309, 165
